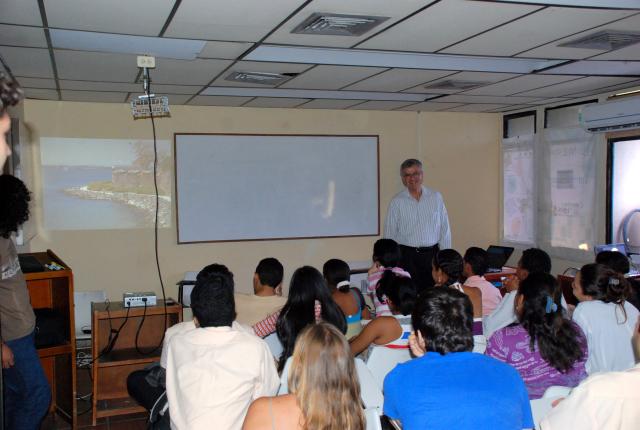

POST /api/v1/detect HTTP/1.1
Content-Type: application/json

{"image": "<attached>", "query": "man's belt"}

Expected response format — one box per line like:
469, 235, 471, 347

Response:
399, 244, 438, 253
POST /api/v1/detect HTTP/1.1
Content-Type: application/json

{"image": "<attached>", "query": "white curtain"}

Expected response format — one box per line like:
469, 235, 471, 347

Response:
502, 134, 536, 245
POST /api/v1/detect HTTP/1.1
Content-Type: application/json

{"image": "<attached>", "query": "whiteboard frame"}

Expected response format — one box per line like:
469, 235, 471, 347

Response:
174, 133, 380, 244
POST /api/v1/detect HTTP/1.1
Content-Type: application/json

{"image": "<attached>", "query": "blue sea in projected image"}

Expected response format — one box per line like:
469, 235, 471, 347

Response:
42, 166, 146, 230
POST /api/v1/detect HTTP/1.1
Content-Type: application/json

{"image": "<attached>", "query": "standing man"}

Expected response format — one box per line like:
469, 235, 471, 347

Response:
384, 159, 451, 291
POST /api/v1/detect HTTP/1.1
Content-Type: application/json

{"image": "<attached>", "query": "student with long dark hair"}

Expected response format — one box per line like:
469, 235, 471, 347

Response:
349, 271, 416, 357
432, 249, 482, 319
486, 273, 587, 398
323, 259, 370, 339
572, 263, 639, 373
253, 266, 346, 371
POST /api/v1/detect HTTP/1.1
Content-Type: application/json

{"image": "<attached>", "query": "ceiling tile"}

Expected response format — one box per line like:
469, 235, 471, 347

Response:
23, 88, 58, 100
445, 103, 509, 112
591, 42, 640, 61
567, 79, 640, 98
243, 97, 309, 108
347, 100, 416, 110
463, 74, 582, 96
59, 80, 141, 92
198, 41, 253, 59
189, 95, 253, 106
359, 0, 539, 52
61, 90, 127, 103
15, 77, 56, 89
298, 99, 363, 109
55, 50, 138, 82
486, 105, 537, 113
397, 102, 466, 111
145, 58, 233, 85
436, 94, 543, 104
443, 7, 634, 56
164, 0, 307, 42
264, 0, 435, 48
515, 76, 637, 97
0, 0, 42, 26
0, 46, 53, 78
280, 65, 387, 90
540, 60, 640, 76
517, 14, 640, 60
345, 69, 456, 92
44, 0, 175, 36
0, 24, 46, 48
210, 61, 313, 88
404, 72, 519, 94
127, 93, 193, 105
148, 84, 202, 95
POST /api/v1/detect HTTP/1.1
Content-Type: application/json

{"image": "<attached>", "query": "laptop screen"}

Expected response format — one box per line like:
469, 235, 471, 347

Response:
485, 245, 515, 270
593, 243, 627, 257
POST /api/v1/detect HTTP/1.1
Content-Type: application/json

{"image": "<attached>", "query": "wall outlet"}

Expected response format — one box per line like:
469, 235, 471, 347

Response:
137, 55, 156, 68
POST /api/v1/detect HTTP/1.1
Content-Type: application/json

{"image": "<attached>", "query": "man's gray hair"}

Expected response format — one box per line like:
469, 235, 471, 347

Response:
400, 159, 422, 172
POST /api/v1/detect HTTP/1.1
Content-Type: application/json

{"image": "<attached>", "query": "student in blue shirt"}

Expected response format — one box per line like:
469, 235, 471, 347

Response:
383, 288, 533, 430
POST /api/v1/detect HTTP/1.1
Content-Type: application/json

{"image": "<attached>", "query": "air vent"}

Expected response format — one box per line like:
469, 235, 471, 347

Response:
292, 13, 389, 36
424, 80, 489, 91
559, 30, 640, 51
224, 71, 296, 86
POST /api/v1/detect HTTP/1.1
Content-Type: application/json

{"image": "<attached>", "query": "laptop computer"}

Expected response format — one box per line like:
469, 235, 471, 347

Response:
593, 243, 627, 256
485, 245, 515, 273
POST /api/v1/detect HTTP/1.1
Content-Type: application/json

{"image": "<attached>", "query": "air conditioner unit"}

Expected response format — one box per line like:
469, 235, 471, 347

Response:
579, 97, 640, 133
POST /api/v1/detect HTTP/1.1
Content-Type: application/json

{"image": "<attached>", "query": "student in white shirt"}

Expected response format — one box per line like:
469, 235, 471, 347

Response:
572, 263, 640, 374
165, 263, 279, 430
483, 248, 552, 338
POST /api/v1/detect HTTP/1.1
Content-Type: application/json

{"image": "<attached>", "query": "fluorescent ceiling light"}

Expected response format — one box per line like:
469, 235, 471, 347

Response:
478, 0, 640, 8
245, 45, 565, 74
50, 29, 206, 60
201, 87, 435, 102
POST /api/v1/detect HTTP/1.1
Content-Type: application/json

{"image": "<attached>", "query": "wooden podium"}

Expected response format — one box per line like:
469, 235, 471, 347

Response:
91, 300, 182, 425
21, 249, 77, 428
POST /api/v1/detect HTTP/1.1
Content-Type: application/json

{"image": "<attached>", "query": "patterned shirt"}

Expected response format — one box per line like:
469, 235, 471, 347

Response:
384, 185, 451, 249
366, 266, 411, 316
486, 323, 588, 399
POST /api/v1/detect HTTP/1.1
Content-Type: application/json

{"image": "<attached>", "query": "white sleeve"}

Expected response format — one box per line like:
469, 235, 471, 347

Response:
483, 291, 517, 339
438, 194, 452, 249
254, 342, 280, 399
383, 199, 399, 240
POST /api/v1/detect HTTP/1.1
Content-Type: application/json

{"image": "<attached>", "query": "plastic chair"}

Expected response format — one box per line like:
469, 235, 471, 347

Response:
263, 332, 283, 360
530, 385, 572, 428
473, 335, 487, 353
365, 347, 412, 390
364, 407, 383, 430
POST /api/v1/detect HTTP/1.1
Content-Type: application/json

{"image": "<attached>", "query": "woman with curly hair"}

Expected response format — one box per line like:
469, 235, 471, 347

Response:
0, 73, 23, 168
486, 273, 588, 399
243, 322, 365, 430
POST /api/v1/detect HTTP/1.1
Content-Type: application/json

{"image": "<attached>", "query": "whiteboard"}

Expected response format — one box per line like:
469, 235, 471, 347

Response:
175, 134, 379, 243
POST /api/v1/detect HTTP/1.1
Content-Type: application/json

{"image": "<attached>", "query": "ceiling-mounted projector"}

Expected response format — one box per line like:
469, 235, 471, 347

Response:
131, 55, 170, 119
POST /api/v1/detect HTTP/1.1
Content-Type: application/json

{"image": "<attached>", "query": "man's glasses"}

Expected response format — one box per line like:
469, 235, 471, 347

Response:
402, 171, 423, 179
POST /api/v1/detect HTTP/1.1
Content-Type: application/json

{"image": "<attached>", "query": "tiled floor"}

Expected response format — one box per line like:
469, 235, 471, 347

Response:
40, 365, 148, 429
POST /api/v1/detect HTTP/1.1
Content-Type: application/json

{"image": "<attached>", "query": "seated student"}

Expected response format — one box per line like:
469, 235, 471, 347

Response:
349, 272, 417, 357
165, 264, 279, 430
235, 257, 287, 326
323, 258, 370, 339
366, 239, 410, 316
483, 248, 552, 338
596, 250, 640, 311
463, 247, 502, 316
432, 249, 483, 321
253, 266, 346, 371
572, 263, 640, 374
384, 288, 533, 430
486, 273, 588, 399
539, 316, 640, 430
242, 323, 365, 430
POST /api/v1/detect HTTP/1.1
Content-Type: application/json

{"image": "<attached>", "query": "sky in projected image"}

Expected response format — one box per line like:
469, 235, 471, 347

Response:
40, 138, 171, 230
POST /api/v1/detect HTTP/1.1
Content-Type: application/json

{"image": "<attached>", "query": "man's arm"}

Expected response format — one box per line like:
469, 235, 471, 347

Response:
383, 199, 399, 240
483, 291, 517, 339
1, 343, 14, 368
438, 194, 452, 249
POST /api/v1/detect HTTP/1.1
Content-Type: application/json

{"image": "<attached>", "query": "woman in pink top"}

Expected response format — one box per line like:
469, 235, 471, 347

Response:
366, 239, 410, 316
462, 247, 503, 316
486, 273, 587, 399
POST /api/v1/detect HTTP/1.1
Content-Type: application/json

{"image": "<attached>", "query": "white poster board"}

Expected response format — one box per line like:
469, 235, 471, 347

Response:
175, 134, 379, 243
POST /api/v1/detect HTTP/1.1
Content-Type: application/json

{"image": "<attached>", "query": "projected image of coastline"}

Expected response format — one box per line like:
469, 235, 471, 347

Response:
40, 138, 171, 230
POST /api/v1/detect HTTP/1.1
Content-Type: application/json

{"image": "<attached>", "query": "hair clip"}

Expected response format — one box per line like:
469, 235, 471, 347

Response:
608, 278, 620, 286
545, 296, 558, 314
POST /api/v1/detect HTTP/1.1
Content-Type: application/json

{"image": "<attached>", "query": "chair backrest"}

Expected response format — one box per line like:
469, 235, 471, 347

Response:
364, 407, 383, 430
472, 335, 487, 353
278, 356, 384, 410
530, 386, 572, 428
365, 347, 412, 390
263, 332, 284, 360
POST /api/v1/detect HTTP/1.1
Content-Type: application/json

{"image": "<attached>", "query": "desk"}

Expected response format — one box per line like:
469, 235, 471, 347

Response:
91, 300, 182, 425
21, 250, 76, 429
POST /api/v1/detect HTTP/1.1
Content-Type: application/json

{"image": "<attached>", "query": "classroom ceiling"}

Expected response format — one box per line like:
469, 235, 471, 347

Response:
1, 0, 640, 112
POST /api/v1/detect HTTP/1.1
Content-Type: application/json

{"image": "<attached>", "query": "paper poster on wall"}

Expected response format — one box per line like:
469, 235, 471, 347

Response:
503, 145, 535, 244
40, 138, 171, 230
